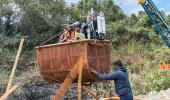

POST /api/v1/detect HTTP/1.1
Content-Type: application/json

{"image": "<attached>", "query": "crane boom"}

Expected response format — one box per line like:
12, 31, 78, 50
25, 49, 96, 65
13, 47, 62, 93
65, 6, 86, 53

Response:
139, 0, 170, 47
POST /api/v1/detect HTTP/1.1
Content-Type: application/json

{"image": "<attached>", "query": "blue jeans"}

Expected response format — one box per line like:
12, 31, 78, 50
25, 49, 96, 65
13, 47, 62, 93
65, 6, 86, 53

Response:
120, 93, 133, 100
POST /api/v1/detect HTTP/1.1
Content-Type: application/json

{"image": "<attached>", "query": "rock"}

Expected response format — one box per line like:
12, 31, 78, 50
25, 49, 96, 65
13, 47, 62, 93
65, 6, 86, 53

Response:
8, 76, 91, 100
138, 88, 170, 100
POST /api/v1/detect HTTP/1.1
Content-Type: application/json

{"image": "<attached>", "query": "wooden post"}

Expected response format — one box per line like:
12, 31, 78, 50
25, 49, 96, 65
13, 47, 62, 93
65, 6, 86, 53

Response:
1, 38, 24, 100
6, 38, 24, 92
103, 97, 120, 100
53, 57, 83, 100
78, 57, 83, 100
103, 97, 140, 100
0, 85, 18, 100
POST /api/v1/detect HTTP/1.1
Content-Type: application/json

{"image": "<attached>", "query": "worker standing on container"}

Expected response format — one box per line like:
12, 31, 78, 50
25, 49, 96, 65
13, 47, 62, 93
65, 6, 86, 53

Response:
62, 24, 69, 42
59, 24, 69, 42
61, 24, 75, 42
91, 60, 133, 100
74, 22, 86, 41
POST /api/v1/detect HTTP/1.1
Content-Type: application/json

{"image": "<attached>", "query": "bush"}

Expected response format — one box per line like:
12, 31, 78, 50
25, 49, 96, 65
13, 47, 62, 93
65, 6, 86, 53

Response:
0, 36, 21, 63
129, 45, 170, 95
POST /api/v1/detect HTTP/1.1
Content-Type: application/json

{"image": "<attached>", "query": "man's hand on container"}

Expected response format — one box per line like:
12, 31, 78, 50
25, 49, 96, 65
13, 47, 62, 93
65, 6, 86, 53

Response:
90, 68, 99, 75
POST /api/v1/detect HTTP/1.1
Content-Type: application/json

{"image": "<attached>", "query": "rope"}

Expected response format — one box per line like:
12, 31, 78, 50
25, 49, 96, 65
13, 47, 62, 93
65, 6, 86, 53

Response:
40, 31, 64, 46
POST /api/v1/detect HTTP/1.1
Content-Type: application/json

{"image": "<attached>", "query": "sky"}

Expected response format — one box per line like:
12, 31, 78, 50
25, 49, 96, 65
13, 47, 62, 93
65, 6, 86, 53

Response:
66, 0, 170, 15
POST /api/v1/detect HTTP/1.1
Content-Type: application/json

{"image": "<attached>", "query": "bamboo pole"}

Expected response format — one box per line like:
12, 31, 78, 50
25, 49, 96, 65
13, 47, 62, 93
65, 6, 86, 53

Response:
0, 85, 18, 100
5, 38, 24, 94
5, 38, 24, 92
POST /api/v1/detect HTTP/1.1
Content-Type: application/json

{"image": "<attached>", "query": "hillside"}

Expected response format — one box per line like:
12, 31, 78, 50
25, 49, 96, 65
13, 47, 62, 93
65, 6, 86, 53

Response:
0, 0, 170, 99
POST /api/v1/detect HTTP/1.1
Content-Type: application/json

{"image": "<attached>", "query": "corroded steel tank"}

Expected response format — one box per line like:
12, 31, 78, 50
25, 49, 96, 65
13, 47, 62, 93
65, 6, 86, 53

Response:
35, 40, 110, 83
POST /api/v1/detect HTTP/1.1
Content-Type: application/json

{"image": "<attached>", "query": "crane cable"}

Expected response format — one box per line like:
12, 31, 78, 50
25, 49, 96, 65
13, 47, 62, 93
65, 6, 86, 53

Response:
40, 31, 64, 46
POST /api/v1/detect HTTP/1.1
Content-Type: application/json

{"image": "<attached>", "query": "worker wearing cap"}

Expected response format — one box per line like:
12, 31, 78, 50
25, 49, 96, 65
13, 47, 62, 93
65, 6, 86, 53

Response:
91, 60, 133, 100
62, 25, 69, 42
74, 22, 86, 41
61, 22, 85, 42
62, 24, 75, 42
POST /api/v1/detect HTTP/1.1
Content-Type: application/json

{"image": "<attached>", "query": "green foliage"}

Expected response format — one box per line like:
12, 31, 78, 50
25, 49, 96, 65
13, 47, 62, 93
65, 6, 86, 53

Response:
108, 11, 164, 47
144, 68, 170, 91
167, 15, 170, 24
0, 19, 3, 32
132, 63, 170, 95
0, 36, 20, 62
108, 20, 129, 45
154, 46, 170, 63
126, 44, 170, 95
108, 19, 152, 46
101, 0, 126, 22
0, 0, 170, 97
0, 67, 10, 94
112, 41, 170, 95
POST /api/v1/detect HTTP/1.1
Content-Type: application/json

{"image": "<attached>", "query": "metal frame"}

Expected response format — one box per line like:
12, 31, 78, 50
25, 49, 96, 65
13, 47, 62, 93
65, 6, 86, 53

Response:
140, 0, 170, 47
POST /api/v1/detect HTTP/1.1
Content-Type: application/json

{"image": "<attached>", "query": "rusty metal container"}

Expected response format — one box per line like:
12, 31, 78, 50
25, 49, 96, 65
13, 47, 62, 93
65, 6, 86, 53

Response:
35, 40, 110, 83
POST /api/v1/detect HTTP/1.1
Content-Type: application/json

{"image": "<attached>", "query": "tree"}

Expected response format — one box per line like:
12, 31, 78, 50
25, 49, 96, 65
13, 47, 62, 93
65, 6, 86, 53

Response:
167, 14, 170, 24
0, 17, 3, 33
101, 0, 126, 22
78, 0, 99, 14
0, 0, 15, 36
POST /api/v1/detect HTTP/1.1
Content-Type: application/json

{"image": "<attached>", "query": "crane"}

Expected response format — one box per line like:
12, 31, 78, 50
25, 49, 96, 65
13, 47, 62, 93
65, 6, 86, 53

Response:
139, 0, 170, 48
139, 0, 170, 69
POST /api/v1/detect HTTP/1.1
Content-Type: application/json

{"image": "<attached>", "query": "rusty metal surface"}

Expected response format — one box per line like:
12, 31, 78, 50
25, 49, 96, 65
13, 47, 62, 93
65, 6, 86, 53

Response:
36, 40, 110, 83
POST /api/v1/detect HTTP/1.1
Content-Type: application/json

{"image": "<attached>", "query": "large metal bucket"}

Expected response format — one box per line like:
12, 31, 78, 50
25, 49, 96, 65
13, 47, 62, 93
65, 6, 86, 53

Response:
35, 40, 110, 83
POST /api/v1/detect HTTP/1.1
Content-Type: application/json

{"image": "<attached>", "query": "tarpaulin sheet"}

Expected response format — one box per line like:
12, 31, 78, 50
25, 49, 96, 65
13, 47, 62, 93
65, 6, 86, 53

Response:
160, 64, 170, 70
